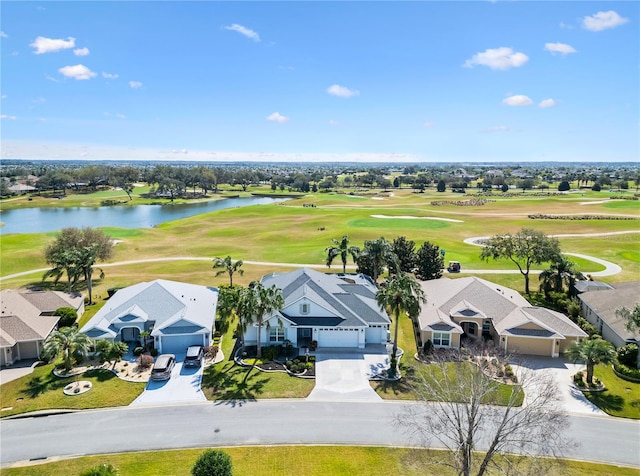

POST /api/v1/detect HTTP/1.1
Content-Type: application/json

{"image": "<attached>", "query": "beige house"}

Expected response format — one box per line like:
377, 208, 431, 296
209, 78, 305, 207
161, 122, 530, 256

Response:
417, 277, 587, 357
0, 290, 85, 366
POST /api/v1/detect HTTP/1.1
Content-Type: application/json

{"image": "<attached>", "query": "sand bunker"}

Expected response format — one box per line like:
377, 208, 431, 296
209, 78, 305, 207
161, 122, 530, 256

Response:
371, 214, 463, 223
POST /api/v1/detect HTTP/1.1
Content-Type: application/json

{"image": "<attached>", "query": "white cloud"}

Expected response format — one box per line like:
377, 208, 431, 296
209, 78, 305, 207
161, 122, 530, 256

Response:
539, 99, 556, 108
224, 24, 260, 42
483, 125, 510, 133
544, 42, 577, 55
266, 112, 289, 123
73, 47, 90, 56
327, 84, 360, 98
30, 36, 75, 54
463, 47, 528, 70
559, 22, 573, 30
503, 95, 533, 106
583, 11, 629, 31
102, 72, 119, 79
0, 31, 7, 38
423, 121, 435, 128
45, 74, 60, 82
1, 114, 17, 120
58, 64, 97, 80
129, 81, 143, 88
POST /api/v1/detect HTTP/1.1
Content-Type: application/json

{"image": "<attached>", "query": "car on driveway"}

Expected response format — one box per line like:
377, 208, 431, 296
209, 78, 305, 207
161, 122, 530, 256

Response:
150, 354, 176, 380
184, 345, 204, 367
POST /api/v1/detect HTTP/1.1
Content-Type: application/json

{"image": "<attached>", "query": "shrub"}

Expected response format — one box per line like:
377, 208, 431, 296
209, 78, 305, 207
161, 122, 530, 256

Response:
558, 181, 570, 192
567, 299, 582, 320
133, 346, 144, 356
262, 345, 280, 361
191, 449, 233, 476
422, 339, 433, 355
614, 363, 640, 381
80, 463, 119, 476
577, 317, 600, 338
574, 371, 585, 386
617, 343, 638, 368
149, 348, 159, 357
56, 307, 78, 328
137, 354, 154, 369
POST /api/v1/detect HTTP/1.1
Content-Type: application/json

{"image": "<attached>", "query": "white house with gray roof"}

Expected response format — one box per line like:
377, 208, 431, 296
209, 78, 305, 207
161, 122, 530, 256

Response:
417, 277, 587, 357
81, 279, 218, 355
243, 268, 391, 349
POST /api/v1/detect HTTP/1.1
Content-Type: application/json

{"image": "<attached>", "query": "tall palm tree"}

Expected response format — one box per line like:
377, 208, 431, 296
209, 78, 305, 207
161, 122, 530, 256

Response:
359, 237, 396, 283
42, 326, 93, 373
325, 235, 360, 273
565, 337, 617, 385
213, 256, 244, 287
78, 244, 105, 304
376, 271, 426, 376
43, 248, 83, 293
246, 281, 284, 359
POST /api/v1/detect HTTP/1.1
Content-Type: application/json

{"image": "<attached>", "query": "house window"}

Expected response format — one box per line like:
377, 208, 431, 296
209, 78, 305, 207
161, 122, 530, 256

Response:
300, 303, 310, 314
269, 327, 285, 343
433, 332, 451, 347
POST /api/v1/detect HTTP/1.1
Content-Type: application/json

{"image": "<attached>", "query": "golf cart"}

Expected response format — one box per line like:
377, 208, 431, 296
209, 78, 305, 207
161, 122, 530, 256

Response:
447, 261, 461, 273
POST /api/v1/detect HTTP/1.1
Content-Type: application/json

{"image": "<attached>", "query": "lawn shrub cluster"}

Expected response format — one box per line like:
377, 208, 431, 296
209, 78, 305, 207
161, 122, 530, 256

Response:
613, 363, 640, 381
191, 449, 232, 476
616, 343, 638, 368
285, 357, 314, 374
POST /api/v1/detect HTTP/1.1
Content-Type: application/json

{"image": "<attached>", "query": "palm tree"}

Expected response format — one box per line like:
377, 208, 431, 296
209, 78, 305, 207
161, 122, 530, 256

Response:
376, 271, 426, 376
78, 244, 104, 304
539, 256, 584, 298
43, 248, 83, 293
359, 237, 396, 283
42, 326, 94, 373
325, 235, 360, 273
246, 281, 284, 359
213, 256, 244, 287
565, 337, 617, 385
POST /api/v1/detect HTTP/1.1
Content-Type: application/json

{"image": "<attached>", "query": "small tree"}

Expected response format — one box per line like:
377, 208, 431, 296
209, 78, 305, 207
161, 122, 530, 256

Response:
389, 236, 416, 274
558, 180, 571, 191
565, 337, 617, 385
436, 179, 446, 192
325, 235, 360, 273
191, 449, 233, 476
399, 349, 572, 476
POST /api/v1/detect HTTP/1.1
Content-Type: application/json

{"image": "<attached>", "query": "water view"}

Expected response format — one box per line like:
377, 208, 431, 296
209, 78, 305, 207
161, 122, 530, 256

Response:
0, 196, 289, 234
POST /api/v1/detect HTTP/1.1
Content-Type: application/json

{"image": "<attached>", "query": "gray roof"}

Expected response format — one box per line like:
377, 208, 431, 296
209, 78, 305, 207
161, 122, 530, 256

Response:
19, 291, 83, 314
0, 290, 66, 346
574, 280, 614, 293
418, 277, 587, 340
262, 268, 390, 328
81, 279, 218, 339
578, 281, 640, 341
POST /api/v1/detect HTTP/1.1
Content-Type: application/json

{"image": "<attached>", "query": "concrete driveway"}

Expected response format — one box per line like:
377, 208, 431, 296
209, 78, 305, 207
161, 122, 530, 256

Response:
307, 346, 390, 401
131, 355, 206, 406
510, 356, 606, 415
0, 359, 39, 385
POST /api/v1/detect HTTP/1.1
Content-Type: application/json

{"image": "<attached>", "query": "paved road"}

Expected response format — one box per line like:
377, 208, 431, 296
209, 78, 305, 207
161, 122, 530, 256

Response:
1, 401, 638, 468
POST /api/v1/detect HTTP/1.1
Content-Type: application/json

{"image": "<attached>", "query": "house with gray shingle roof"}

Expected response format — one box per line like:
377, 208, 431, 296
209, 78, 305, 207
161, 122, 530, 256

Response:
578, 281, 640, 348
80, 280, 218, 355
243, 268, 390, 349
0, 290, 84, 366
417, 277, 587, 357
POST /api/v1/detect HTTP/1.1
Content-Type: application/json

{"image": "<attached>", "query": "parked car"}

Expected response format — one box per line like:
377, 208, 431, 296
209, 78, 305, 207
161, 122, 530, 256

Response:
184, 345, 204, 367
150, 354, 176, 380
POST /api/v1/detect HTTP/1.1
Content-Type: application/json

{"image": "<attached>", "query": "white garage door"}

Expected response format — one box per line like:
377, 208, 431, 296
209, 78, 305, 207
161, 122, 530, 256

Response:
365, 327, 384, 345
317, 328, 359, 348
160, 334, 203, 354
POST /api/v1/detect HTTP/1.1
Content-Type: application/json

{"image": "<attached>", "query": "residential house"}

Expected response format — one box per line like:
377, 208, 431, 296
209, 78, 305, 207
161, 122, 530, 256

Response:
578, 281, 640, 348
81, 279, 218, 354
0, 289, 84, 366
417, 277, 587, 357
243, 268, 391, 349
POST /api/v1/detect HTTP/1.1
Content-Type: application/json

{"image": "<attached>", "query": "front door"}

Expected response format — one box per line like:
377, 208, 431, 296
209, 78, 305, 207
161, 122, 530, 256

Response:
297, 328, 312, 347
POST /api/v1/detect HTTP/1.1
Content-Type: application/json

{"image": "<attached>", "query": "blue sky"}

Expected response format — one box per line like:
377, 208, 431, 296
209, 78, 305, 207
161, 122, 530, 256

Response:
1, 1, 638, 163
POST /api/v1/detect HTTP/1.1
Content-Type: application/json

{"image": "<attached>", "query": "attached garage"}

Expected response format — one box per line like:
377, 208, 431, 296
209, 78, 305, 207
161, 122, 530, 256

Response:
365, 326, 385, 345
18, 341, 40, 359
317, 328, 359, 348
160, 334, 204, 354
507, 337, 554, 356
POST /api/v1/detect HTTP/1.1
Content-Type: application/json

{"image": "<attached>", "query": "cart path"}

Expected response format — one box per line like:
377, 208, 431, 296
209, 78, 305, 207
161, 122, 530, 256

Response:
2, 231, 633, 281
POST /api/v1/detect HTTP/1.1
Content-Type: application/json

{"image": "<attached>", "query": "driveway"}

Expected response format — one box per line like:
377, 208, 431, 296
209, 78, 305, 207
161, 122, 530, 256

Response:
509, 356, 606, 415
307, 346, 390, 401
131, 355, 206, 406
0, 359, 39, 385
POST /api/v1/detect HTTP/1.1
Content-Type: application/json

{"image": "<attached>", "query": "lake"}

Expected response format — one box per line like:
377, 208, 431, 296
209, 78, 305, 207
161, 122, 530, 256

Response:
0, 196, 290, 234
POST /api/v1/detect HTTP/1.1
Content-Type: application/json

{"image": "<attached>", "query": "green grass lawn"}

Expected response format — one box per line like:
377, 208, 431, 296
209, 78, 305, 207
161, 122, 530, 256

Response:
582, 365, 640, 419
2, 446, 636, 476
0, 363, 145, 418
